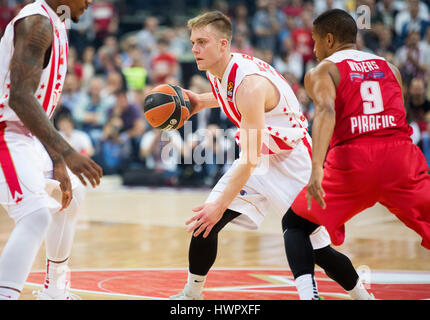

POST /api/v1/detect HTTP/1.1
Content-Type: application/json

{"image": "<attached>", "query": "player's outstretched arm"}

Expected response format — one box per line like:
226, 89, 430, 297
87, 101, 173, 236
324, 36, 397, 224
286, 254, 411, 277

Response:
304, 61, 338, 209
9, 16, 103, 187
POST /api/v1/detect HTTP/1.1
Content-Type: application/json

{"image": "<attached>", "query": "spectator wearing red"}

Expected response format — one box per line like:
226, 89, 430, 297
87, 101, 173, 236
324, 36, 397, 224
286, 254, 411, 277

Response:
151, 38, 179, 85
291, 10, 314, 65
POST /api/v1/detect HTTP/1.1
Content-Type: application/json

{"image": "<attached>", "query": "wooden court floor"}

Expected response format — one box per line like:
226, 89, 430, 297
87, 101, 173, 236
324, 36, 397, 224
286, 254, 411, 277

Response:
0, 176, 429, 300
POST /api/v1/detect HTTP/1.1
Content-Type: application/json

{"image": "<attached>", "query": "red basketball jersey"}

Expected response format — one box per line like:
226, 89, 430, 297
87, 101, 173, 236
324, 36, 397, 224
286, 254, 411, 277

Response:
325, 49, 412, 148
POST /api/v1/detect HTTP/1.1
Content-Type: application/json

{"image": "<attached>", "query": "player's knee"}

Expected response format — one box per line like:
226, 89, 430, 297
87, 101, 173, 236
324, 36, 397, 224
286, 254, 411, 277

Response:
65, 184, 86, 216
20, 207, 52, 235
282, 208, 318, 236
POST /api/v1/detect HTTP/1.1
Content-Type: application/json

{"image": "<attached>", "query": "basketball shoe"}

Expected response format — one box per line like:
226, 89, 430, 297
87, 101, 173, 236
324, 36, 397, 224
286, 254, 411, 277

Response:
169, 284, 204, 300
32, 281, 81, 300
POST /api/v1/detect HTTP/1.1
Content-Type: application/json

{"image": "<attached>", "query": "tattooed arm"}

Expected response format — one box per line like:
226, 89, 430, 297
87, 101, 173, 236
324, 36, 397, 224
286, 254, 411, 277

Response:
9, 15, 103, 188
9, 15, 75, 158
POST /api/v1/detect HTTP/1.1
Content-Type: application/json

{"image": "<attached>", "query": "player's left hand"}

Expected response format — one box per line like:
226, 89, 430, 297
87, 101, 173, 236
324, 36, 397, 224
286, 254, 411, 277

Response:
53, 160, 72, 211
186, 202, 224, 238
306, 166, 326, 210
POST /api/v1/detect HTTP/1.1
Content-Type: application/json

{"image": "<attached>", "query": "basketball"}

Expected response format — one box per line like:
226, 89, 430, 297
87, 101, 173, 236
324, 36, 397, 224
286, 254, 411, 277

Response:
143, 84, 191, 131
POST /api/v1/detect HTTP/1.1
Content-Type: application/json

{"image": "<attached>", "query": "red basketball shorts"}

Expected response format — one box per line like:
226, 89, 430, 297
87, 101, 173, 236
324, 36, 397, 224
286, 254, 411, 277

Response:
292, 139, 430, 250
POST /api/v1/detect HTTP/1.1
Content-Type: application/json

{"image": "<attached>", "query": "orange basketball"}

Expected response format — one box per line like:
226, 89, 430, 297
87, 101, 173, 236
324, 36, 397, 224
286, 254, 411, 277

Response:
143, 84, 191, 130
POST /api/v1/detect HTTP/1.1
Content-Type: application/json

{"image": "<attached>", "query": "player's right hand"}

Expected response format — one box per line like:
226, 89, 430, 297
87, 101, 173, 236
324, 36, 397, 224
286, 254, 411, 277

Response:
306, 166, 326, 210
183, 89, 202, 116
63, 151, 103, 188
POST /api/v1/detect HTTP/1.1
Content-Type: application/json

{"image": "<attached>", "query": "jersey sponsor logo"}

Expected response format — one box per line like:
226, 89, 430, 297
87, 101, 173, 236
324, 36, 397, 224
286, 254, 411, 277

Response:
350, 71, 386, 82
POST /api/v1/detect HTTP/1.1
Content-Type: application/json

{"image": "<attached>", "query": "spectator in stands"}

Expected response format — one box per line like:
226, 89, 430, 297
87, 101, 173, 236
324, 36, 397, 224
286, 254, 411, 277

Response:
231, 2, 253, 40
57, 114, 95, 157
407, 78, 430, 131
139, 128, 183, 185
252, 0, 286, 52
151, 37, 179, 85
274, 36, 304, 81
395, 31, 428, 85
73, 76, 113, 144
231, 31, 255, 57
136, 16, 159, 73
375, 0, 399, 34
398, 0, 430, 44
314, 0, 346, 16
97, 116, 129, 175
81, 46, 96, 89
107, 89, 146, 164
91, 0, 119, 48
122, 47, 148, 91
60, 72, 85, 114
282, 0, 305, 18
291, 9, 314, 68
375, 25, 397, 58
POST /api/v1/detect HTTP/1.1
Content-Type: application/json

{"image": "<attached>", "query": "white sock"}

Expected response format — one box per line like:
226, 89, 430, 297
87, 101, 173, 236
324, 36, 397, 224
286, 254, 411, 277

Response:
0, 287, 20, 300
185, 272, 206, 296
295, 274, 319, 300
348, 279, 373, 300
0, 208, 52, 294
44, 185, 84, 293
45, 186, 82, 261
44, 259, 70, 294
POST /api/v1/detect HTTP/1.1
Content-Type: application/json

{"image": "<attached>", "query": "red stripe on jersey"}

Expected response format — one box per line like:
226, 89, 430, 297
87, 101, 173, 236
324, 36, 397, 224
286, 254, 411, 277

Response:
226, 63, 242, 122
214, 80, 240, 128
207, 73, 217, 98
41, 5, 57, 114
272, 135, 293, 151
0, 122, 23, 203
302, 136, 312, 160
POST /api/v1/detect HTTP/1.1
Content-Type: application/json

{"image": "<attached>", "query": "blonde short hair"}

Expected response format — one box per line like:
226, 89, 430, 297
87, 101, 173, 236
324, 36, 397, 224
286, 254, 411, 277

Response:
187, 11, 233, 41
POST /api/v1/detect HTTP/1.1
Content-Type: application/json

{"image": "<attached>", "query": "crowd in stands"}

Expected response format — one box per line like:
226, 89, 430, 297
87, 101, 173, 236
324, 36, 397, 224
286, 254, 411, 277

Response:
1, 0, 430, 186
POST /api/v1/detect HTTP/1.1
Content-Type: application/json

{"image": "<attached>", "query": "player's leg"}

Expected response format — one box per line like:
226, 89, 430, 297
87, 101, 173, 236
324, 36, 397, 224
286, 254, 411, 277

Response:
283, 208, 374, 300
0, 207, 52, 300
35, 183, 86, 300
170, 209, 241, 300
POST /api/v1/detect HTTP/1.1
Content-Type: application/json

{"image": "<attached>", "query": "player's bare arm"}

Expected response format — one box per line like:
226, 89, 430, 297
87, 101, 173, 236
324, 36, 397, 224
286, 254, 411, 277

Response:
184, 90, 220, 116
387, 62, 405, 104
304, 60, 338, 210
186, 75, 267, 238
9, 15, 103, 187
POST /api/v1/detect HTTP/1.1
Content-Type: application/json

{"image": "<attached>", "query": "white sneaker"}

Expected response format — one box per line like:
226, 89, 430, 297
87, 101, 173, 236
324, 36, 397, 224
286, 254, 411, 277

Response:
33, 288, 82, 300
169, 285, 203, 300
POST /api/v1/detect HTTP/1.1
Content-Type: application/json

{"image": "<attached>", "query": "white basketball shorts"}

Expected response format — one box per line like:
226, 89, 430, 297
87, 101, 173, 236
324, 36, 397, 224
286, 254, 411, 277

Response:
0, 122, 82, 222
206, 138, 331, 249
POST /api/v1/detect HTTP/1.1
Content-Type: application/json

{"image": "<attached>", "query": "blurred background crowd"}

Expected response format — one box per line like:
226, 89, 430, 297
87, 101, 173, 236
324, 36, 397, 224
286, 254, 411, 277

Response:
1, 0, 430, 187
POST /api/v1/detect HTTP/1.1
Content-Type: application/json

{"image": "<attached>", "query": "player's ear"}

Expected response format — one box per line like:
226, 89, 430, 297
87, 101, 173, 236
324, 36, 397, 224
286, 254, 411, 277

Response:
326, 33, 335, 49
220, 38, 229, 52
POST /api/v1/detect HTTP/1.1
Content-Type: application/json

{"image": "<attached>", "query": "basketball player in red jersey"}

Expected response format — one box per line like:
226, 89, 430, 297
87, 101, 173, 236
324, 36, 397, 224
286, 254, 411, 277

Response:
289, 9, 430, 298
0, 0, 102, 300
170, 11, 374, 300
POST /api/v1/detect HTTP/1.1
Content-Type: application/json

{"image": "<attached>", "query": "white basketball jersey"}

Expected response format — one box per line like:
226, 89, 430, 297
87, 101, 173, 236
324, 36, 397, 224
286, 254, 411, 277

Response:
0, 0, 68, 123
206, 53, 309, 155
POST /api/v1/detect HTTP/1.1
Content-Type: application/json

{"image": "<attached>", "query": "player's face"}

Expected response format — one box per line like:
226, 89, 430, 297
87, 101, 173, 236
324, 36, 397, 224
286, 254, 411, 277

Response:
190, 26, 225, 71
311, 30, 329, 62
64, 0, 92, 23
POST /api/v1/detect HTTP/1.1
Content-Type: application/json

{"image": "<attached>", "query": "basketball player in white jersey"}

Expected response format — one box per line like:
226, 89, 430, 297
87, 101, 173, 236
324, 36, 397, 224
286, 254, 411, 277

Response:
171, 11, 373, 300
0, 0, 102, 300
